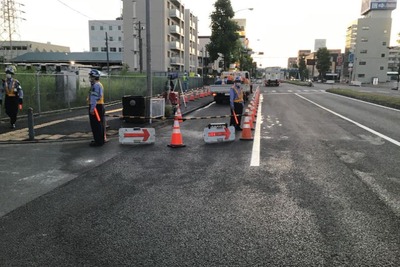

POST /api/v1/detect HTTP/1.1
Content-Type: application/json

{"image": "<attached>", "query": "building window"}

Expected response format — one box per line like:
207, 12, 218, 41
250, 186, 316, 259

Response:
361, 38, 368, 42
119, 47, 123, 52
362, 26, 369, 30
382, 42, 387, 46
91, 26, 95, 30
381, 53, 385, 58
380, 66, 384, 70
118, 36, 122, 41
92, 47, 99, 52
359, 61, 366, 65
118, 26, 121, 30
109, 26, 112, 31
101, 47, 107, 52
110, 47, 117, 52
109, 36, 114, 41
100, 26, 104, 30
360, 50, 367, 54
358, 74, 365, 78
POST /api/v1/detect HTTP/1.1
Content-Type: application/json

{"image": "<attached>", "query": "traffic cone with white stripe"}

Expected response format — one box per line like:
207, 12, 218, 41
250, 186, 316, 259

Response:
168, 118, 186, 148
240, 115, 254, 141
175, 105, 183, 123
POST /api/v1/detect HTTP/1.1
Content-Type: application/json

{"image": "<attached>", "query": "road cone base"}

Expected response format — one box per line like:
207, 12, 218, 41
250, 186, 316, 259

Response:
240, 137, 253, 141
168, 144, 186, 148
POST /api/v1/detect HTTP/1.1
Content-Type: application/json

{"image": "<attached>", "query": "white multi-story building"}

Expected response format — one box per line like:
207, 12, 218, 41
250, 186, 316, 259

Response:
350, 0, 396, 84
89, 18, 124, 53
122, 0, 199, 73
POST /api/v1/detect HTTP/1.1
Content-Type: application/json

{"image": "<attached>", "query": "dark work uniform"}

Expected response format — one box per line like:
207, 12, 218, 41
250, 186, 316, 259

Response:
1, 77, 23, 128
229, 83, 244, 130
88, 80, 105, 146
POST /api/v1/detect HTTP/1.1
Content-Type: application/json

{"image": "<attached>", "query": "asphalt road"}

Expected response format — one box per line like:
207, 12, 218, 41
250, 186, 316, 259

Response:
1, 84, 400, 266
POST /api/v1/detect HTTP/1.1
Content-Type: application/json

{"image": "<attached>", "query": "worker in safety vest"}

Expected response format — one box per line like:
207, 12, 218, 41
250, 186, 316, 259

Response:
229, 76, 244, 131
182, 71, 188, 92
0, 66, 23, 129
88, 69, 106, 147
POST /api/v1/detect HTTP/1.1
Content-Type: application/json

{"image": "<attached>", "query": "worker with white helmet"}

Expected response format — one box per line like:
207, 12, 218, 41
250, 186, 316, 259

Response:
0, 66, 23, 129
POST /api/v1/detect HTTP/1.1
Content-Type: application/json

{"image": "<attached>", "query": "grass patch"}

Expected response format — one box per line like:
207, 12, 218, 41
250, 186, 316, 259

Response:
326, 88, 400, 110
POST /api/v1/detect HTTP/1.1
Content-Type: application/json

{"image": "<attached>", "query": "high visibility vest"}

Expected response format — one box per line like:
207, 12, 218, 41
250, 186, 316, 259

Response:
233, 87, 243, 103
88, 82, 104, 104
5, 80, 17, 97
96, 82, 104, 104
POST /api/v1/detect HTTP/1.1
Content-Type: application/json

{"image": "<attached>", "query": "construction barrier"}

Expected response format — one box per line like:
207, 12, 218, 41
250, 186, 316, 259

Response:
119, 127, 155, 145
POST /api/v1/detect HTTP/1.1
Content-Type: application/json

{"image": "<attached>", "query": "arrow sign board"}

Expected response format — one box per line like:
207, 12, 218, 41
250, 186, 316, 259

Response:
119, 127, 155, 145
203, 123, 235, 143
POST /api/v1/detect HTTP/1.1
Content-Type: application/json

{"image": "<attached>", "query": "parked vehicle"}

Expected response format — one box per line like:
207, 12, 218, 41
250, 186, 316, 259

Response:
209, 71, 252, 104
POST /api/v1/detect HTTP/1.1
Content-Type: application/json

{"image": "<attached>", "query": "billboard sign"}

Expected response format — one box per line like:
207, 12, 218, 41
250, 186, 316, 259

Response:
361, 0, 397, 15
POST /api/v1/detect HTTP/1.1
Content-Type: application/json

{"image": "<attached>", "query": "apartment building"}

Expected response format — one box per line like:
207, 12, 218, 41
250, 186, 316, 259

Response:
122, 0, 199, 73
89, 18, 124, 53
343, 21, 358, 80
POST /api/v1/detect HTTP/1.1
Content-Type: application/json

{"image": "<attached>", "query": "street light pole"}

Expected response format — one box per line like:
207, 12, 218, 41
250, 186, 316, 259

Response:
234, 7, 254, 14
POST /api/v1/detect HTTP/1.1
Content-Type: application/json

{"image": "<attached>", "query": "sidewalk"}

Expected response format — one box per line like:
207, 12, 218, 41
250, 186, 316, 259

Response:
0, 92, 214, 144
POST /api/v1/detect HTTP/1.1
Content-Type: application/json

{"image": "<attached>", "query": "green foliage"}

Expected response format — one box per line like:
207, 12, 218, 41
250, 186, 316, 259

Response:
207, 0, 240, 70
316, 47, 331, 78
4, 72, 180, 116
298, 56, 309, 81
327, 88, 400, 109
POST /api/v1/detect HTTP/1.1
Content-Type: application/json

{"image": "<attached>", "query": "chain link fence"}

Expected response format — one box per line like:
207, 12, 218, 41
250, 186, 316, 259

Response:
0, 72, 204, 119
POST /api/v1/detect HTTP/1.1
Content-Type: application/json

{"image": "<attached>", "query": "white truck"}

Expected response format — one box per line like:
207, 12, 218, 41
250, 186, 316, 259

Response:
209, 71, 252, 104
264, 66, 281, 86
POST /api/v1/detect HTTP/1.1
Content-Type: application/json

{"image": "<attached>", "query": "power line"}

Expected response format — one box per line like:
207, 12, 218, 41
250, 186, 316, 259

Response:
56, 0, 92, 20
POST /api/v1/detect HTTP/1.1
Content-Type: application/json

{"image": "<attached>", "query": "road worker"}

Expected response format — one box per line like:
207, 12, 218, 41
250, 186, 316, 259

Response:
0, 66, 23, 129
88, 69, 106, 147
229, 76, 244, 131
182, 71, 188, 92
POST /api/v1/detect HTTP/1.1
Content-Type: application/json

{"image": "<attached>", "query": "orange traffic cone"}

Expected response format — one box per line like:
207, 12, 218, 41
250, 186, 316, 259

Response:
168, 118, 186, 148
245, 108, 255, 130
175, 105, 183, 123
240, 115, 254, 141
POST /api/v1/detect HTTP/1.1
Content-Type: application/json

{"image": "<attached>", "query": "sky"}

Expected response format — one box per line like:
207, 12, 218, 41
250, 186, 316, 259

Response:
13, 0, 400, 68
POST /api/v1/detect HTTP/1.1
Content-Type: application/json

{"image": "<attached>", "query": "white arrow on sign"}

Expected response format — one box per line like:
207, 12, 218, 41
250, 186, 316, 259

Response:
119, 127, 155, 144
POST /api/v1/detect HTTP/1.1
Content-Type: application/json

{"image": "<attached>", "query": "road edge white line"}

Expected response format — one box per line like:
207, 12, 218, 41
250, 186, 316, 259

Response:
295, 93, 400, 147
250, 94, 263, 167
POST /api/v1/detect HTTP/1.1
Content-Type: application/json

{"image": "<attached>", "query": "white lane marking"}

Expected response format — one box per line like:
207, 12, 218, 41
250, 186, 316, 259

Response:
250, 94, 263, 167
296, 94, 400, 147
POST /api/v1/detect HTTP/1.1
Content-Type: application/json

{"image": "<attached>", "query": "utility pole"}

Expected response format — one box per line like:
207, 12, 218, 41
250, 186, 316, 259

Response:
0, 0, 25, 62
145, 0, 152, 122
105, 32, 110, 74
137, 21, 143, 73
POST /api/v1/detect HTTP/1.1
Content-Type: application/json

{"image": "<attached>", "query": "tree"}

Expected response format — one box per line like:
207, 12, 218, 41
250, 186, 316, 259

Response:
316, 47, 331, 80
298, 55, 309, 81
206, 0, 240, 71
